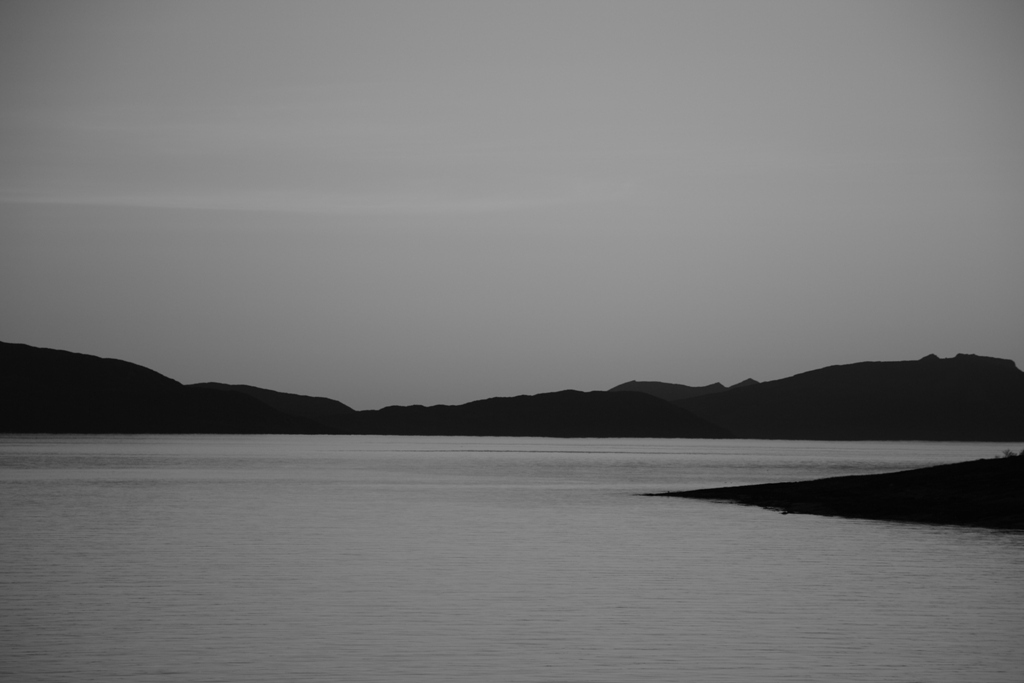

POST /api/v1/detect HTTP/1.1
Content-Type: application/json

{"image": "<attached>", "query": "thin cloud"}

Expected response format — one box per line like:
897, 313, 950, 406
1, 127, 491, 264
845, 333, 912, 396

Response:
0, 179, 635, 217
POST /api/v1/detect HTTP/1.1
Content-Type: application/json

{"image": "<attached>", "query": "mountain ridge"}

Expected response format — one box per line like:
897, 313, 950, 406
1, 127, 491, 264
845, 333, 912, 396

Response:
675, 353, 1024, 441
0, 341, 723, 437
3, 341, 1021, 440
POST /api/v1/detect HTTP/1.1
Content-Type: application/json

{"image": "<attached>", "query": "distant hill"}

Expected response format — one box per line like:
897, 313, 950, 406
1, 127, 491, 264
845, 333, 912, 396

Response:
609, 378, 759, 402
608, 380, 727, 402
192, 382, 355, 431
675, 354, 1024, 441
0, 341, 318, 434
348, 389, 731, 438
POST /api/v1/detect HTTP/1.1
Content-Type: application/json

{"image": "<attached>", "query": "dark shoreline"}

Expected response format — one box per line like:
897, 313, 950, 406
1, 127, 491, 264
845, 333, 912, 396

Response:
645, 455, 1024, 530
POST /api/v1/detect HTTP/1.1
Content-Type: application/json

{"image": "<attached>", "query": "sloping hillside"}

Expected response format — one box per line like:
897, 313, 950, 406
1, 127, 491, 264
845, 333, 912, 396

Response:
0, 341, 317, 434
192, 382, 355, 431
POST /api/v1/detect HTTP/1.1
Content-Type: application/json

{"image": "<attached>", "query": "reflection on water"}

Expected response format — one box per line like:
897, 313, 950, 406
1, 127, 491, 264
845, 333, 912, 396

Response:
1, 435, 1022, 682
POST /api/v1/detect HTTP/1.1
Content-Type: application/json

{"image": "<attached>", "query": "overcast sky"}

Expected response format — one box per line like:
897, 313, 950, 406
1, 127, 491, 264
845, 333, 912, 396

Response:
2, 0, 1022, 409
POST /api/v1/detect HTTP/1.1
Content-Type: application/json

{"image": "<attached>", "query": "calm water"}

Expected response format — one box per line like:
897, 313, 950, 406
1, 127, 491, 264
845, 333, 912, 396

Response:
1, 435, 1022, 683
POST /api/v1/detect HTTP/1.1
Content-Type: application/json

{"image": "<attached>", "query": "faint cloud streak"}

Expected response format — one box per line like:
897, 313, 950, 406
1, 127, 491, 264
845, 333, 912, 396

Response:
0, 176, 636, 218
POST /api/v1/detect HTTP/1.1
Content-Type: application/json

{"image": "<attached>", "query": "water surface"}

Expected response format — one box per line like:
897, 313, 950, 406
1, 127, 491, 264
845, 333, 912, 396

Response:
2, 436, 1021, 682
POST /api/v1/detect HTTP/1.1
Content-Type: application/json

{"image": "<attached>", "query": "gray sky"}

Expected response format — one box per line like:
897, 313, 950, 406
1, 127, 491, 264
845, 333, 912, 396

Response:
2, 0, 1022, 409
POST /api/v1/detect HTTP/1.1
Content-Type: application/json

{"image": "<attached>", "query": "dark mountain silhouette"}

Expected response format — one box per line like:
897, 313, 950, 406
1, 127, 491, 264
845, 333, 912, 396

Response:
647, 452, 1024, 529
347, 389, 730, 438
192, 382, 355, 430
608, 380, 727, 402
675, 354, 1024, 441
0, 341, 319, 434
5, 340, 1021, 440
0, 341, 725, 437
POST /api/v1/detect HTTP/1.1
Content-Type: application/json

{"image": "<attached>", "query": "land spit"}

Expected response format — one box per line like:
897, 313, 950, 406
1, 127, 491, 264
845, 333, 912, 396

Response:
646, 454, 1024, 530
